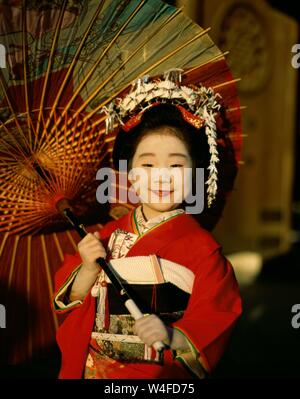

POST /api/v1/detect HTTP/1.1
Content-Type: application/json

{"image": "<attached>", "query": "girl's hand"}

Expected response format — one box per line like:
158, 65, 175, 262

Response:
134, 314, 172, 347
78, 232, 107, 273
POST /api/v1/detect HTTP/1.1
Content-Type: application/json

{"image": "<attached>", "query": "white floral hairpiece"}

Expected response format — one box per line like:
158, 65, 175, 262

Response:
102, 70, 222, 207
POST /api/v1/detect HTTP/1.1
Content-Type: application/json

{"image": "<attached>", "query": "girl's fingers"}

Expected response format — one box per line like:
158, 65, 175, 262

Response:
79, 238, 105, 251
134, 315, 169, 346
79, 242, 107, 262
137, 329, 166, 346
85, 248, 106, 258
135, 317, 165, 334
78, 232, 100, 246
135, 314, 159, 329
82, 242, 104, 252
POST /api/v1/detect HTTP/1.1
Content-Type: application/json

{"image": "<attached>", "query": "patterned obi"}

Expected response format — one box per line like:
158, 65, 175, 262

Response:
90, 311, 184, 364
89, 281, 190, 364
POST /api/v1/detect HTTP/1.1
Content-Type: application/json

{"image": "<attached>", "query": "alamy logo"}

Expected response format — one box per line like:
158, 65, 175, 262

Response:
0, 304, 6, 328
0, 44, 6, 69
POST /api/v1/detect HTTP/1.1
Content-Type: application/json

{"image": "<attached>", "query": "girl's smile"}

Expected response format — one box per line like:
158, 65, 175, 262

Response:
151, 189, 174, 198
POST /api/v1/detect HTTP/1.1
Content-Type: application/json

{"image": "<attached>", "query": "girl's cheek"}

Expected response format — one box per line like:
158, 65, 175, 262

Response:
129, 168, 152, 202
173, 168, 192, 203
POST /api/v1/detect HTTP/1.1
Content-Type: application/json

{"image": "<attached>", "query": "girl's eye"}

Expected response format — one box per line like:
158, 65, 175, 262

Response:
141, 164, 153, 167
171, 164, 183, 168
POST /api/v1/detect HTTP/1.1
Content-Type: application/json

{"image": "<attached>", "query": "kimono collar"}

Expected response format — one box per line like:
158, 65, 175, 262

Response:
133, 205, 185, 236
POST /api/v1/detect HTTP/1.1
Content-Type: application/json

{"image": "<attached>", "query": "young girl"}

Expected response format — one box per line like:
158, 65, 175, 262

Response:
53, 79, 242, 379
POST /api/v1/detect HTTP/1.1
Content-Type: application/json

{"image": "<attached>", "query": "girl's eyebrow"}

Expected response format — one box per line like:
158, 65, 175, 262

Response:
138, 152, 188, 158
169, 153, 188, 158
138, 153, 156, 158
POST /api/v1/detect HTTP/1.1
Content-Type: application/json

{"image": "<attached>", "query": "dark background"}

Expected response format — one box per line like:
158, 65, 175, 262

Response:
214, 0, 300, 378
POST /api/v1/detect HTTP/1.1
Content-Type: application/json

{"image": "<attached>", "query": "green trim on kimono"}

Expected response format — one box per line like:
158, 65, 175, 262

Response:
172, 326, 207, 379
133, 206, 185, 237
53, 264, 83, 312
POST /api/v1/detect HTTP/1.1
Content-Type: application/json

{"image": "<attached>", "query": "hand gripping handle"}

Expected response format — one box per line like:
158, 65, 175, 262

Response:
125, 298, 165, 352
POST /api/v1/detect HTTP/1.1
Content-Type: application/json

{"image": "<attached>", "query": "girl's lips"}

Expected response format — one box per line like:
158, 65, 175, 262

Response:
151, 190, 174, 198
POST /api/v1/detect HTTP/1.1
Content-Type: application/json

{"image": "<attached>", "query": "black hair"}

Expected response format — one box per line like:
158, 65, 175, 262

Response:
112, 103, 210, 181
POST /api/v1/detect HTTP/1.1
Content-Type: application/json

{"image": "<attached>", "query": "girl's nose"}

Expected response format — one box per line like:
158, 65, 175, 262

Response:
152, 168, 172, 183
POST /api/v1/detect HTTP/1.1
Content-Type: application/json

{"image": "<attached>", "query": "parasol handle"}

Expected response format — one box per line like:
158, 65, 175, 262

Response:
60, 207, 165, 353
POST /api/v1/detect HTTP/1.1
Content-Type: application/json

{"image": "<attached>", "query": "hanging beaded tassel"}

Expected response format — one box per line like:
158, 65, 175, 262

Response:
95, 271, 108, 331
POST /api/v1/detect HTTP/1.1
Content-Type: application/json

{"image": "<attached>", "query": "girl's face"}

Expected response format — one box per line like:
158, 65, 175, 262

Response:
129, 129, 192, 219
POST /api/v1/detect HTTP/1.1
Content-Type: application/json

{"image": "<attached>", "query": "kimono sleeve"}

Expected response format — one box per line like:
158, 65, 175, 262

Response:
52, 252, 84, 313
172, 245, 242, 374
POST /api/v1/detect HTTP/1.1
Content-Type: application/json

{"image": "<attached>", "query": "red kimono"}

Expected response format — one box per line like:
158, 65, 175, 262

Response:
53, 210, 242, 379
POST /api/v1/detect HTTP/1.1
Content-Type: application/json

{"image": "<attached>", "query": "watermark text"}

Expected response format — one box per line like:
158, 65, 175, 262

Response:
291, 44, 300, 69
291, 304, 300, 329
0, 304, 6, 328
0, 44, 6, 69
